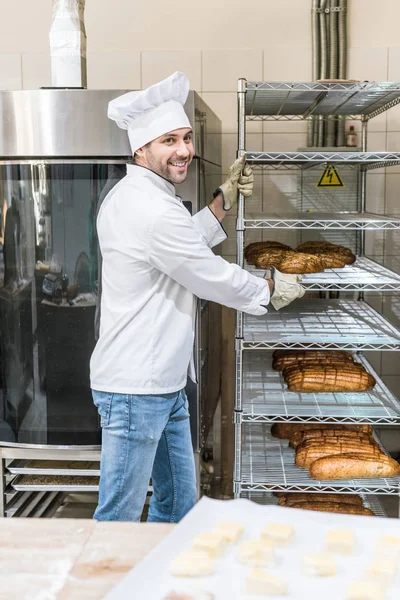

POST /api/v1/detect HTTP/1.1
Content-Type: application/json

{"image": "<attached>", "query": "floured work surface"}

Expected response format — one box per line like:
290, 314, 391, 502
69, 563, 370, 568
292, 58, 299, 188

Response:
105, 496, 400, 600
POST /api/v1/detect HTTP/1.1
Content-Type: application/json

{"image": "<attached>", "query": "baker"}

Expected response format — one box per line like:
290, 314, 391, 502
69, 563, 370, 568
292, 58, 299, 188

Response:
90, 72, 305, 522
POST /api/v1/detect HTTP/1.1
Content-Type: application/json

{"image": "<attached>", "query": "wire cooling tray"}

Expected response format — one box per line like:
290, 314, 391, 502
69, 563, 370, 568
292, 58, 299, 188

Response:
240, 352, 400, 425
242, 300, 400, 351
244, 211, 400, 228
240, 491, 388, 517
246, 257, 400, 292
239, 424, 400, 495
245, 155, 400, 173
244, 81, 400, 120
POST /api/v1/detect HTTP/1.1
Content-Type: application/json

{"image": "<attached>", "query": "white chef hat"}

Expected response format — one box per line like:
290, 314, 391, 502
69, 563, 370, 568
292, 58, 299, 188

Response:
108, 71, 191, 153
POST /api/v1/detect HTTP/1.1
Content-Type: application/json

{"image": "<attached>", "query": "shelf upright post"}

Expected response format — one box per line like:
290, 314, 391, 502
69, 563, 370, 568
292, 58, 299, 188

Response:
358, 115, 368, 301
234, 78, 247, 498
237, 77, 247, 338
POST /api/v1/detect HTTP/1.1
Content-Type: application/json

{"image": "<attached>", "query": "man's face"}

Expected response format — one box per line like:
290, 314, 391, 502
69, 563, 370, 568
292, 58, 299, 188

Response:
135, 128, 194, 184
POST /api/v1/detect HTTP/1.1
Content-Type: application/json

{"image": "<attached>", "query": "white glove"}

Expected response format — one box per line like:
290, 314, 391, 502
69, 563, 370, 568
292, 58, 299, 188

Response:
268, 266, 306, 310
214, 155, 254, 211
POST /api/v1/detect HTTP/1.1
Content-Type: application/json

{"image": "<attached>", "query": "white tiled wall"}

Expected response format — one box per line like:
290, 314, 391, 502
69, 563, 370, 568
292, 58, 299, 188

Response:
1, 0, 400, 404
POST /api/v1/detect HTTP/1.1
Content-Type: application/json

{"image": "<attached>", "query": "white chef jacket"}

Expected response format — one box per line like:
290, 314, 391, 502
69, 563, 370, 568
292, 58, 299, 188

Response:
90, 165, 270, 394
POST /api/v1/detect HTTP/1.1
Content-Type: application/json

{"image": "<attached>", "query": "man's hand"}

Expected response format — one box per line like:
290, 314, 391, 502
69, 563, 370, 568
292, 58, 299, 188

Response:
214, 155, 254, 211
266, 266, 306, 310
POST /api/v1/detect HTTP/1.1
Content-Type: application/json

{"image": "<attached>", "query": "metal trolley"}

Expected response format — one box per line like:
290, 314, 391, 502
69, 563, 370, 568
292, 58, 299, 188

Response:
234, 80, 400, 514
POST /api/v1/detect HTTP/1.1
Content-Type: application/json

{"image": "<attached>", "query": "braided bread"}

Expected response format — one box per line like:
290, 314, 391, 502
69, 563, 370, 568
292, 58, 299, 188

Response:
313, 252, 347, 269
278, 252, 325, 274
295, 241, 356, 265
253, 248, 289, 269
245, 241, 292, 264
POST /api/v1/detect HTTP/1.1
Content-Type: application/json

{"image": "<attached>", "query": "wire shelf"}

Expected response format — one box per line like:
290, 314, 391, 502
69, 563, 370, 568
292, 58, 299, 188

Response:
244, 81, 400, 120
240, 491, 388, 517
246, 258, 400, 292
243, 212, 400, 230
245, 151, 400, 171
241, 352, 400, 425
240, 425, 400, 495
242, 300, 400, 351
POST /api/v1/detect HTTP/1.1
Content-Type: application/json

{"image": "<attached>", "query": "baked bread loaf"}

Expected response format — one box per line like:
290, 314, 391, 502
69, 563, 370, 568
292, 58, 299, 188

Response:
278, 492, 363, 507
310, 453, 400, 480
284, 364, 376, 393
278, 252, 324, 274
295, 241, 356, 265
316, 248, 356, 265
295, 439, 380, 469
254, 249, 289, 269
272, 350, 354, 371
313, 252, 347, 269
271, 422, 372, 440
287, 501, 375, 516
282, 360, 366, 379
296, 241, 349, 253
245, 241, 292, 264
245, 241, 292, 255
290, 427, 373, 449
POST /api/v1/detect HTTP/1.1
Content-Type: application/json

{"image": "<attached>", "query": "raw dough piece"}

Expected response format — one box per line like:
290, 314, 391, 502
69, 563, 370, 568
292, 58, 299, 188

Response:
213, 521, 244, 544
376, 534, 400, 556
346, 580, 385, 600
302, 552, 336, 577
366, 559, 398, 580
238, 540, 275, 567
170, 550, 215, 577
163, 593, 214, 600
261, 522, 295, 546
245, 569, 288, 596
325, 529, 355, 554
192, 532, 227, 559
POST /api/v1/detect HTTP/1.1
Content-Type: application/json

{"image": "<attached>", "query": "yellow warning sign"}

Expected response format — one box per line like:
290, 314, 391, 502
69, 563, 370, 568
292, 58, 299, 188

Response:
317, 165, 344, 188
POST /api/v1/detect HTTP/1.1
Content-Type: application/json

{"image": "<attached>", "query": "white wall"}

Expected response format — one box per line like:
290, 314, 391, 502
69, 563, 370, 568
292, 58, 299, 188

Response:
1, 0, 400, 393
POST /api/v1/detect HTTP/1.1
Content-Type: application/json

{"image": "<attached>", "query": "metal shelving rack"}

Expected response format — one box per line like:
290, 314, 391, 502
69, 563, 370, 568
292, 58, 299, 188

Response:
247, 258, 400, 292
235, 80, 400, 511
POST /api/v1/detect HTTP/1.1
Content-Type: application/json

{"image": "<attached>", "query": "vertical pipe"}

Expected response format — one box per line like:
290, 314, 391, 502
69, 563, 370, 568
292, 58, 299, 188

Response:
319, 0, 328, 79
313, 0, 321, 147
317, 116, 324, 146
309, 0, 321, 147
329, 0, 338, 79
319, 0, 328, 146
327, 0, 338, 146
337, 0, 348, 146
338, 0, 348, 79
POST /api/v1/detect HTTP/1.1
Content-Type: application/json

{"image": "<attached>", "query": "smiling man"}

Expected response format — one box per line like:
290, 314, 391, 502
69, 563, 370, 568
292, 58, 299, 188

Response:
90, 72, 304, 523
135, 128, 193, 184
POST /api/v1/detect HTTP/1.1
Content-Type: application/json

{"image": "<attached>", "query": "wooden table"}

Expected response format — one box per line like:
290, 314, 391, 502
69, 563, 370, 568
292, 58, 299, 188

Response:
0, 518, 173, 599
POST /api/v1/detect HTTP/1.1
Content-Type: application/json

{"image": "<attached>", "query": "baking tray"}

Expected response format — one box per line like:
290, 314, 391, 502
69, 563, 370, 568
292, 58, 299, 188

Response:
104, 496, 400, 600
11, 474, 99, 492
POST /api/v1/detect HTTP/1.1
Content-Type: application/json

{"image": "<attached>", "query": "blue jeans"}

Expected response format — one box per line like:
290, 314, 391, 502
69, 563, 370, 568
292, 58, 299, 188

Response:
92, 389, 197, 522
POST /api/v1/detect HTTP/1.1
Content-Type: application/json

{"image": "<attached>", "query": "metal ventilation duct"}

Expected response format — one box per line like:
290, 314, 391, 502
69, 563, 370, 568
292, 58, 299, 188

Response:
49, 0, 87, 88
